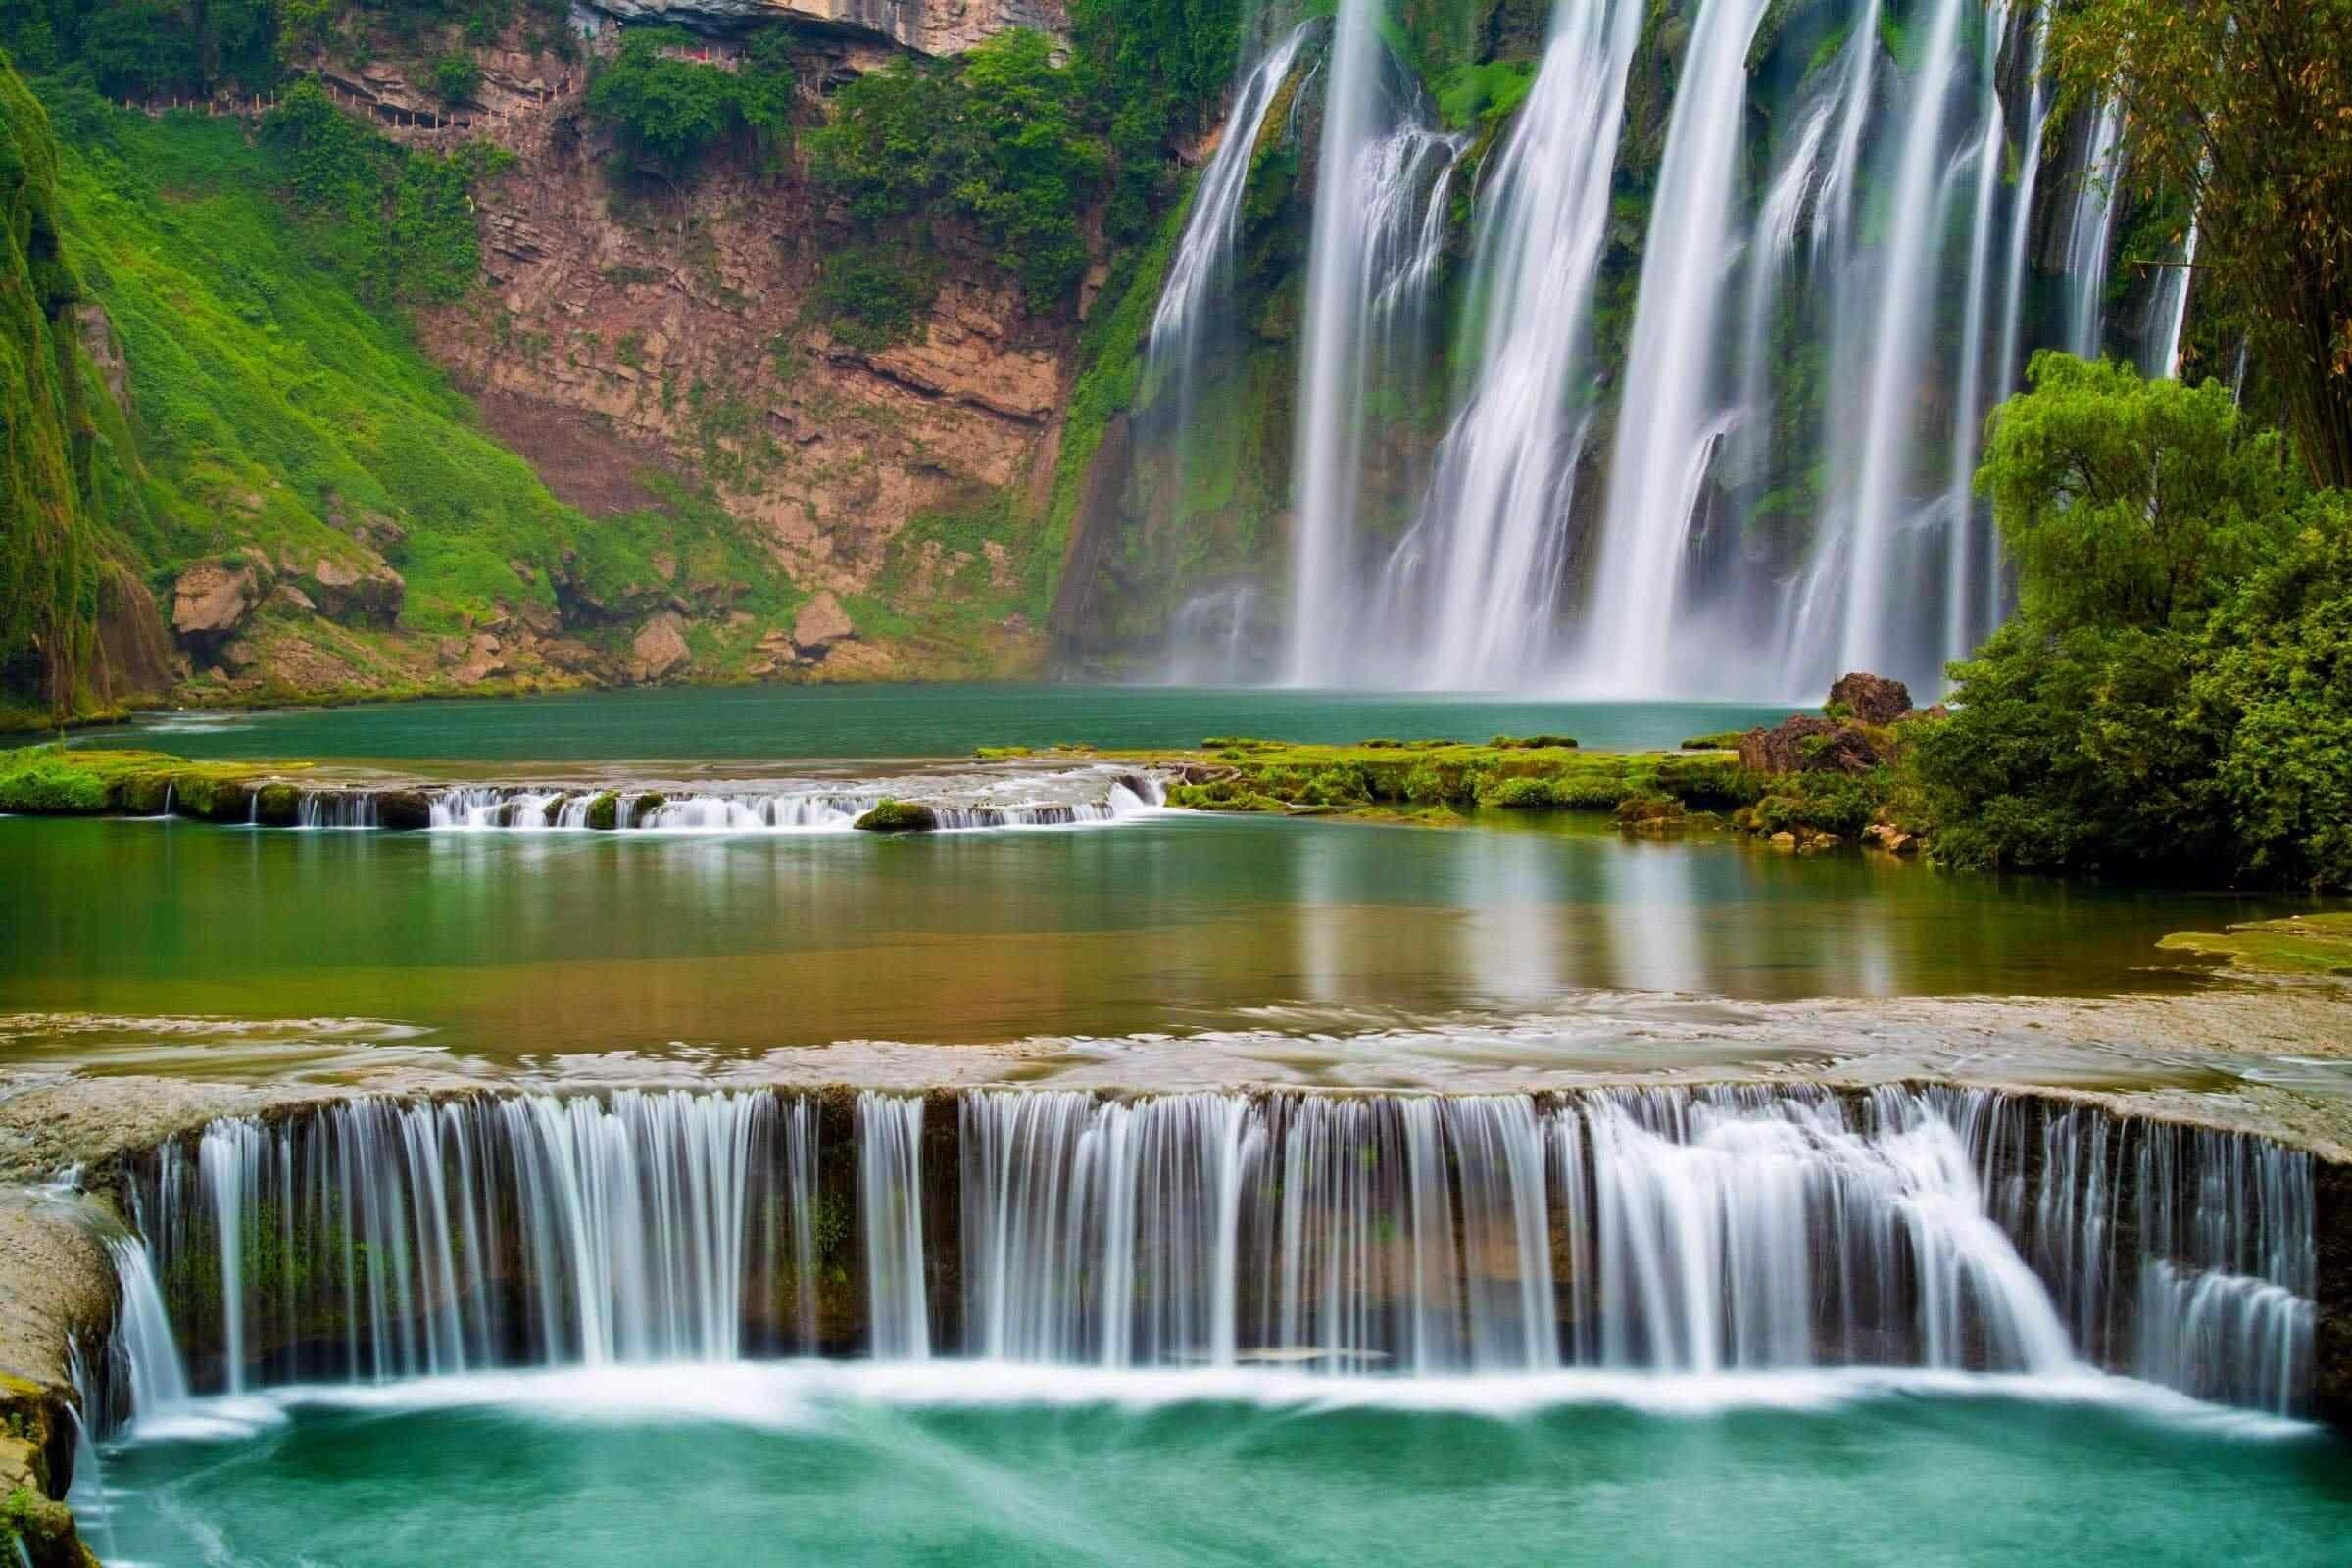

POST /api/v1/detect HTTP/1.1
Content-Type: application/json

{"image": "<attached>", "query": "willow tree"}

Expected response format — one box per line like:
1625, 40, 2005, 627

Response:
2052, 0, 2352, 487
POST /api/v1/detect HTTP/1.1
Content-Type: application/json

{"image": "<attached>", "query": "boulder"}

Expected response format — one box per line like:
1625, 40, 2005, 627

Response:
854, 799, 940, 834
791, 591, 855, 655
303, 555, 405, 625
628, 611, 691, 683
172, 560, 264, 645
373, 789, 435, 831
1828, 671, 1912, 725
1737, 715, 1888, 776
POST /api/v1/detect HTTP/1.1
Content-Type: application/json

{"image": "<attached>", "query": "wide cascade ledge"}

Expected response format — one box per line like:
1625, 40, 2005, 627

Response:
105, 761, 1167, 833
51, 1082, 2345, 1439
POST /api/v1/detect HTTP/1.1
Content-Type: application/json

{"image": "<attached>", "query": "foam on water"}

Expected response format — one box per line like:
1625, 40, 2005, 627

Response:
108, 1360, 2317, 1446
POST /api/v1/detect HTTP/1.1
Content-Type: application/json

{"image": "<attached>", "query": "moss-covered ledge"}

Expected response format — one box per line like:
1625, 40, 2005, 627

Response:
991, 737, 1760, 822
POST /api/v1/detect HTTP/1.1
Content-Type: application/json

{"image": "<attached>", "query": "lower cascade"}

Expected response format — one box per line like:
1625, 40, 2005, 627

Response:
102, 1086, 2318, 1429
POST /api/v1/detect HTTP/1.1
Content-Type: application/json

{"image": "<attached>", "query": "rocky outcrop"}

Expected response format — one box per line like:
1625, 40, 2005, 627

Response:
171, 558, 266, 647
91, 566, 176, 701
629, 610, 693, 682
298, 553, 405, 625
579, 0, 1068, 58
1738, 714, 1889, 776
792, 590, 854, 653
1828, 671, 1914, 725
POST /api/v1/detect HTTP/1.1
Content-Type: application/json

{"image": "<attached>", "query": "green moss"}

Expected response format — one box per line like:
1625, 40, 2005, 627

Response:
1, 57, 103, 719
0, 745, 110, 811
583, 791, 620, 831
2154, 914, 2352, 976
1129, 740, 1758, 822
854, 799, 940, 833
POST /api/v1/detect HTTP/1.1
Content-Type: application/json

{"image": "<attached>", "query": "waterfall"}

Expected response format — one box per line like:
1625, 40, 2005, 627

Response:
2063, 96, 2125, 361
858, 1093, 930, 1360
133, 1092, 814, 1388
1373, 0, 1644, 690
2144, 207, 2200, 380
1938, 4, 2013, 668
226, 771, 1165, 834
1283, 0, 1389, 686
1150, 24, 1316, 367
1282, 4, 1462, 686
1830, 0, 1973, 682
106, 1086, 2322, 1418
1574, 0, 1777, 694
102, 1235, 188, 1415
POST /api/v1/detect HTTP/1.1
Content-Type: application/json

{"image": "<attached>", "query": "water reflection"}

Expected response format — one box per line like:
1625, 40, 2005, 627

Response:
0, 814, 2316, 1059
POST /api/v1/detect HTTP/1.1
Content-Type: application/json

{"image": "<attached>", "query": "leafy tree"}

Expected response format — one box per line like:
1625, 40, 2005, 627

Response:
431, 53, 483, 107
1913, 356, 2352, 887
948, 30, 1103, 307
1973, 354, 2301, 633
805, 58, 953, 225
2191, 508, 2352, 889
2052, 0, 2352, 488
808, 30, 1103, 313
584, 25, 793, 178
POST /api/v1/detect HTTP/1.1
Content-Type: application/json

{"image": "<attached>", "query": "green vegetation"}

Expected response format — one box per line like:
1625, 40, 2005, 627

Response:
1137, 739, 1756, 820
1907, 355, 2352, 889
813, 243, 936, 351
2155, 913, 2352, 977
1, 1481, 90, 1568
1682, 730, 1747, 750
0, 54, 102, 717
808, 29, 1102, 311
1066, 0, 1243, 241
585, 26, 794, 178
2053, 0, 2352, 487
429, 52, 482, 106
0, 744, 288, 816
1436, 60, 1537, 133
15, 87, 796, 691
264, 78, 506, 306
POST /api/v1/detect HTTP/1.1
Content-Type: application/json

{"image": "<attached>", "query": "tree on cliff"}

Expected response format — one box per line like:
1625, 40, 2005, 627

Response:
2053, 0, 2352, 487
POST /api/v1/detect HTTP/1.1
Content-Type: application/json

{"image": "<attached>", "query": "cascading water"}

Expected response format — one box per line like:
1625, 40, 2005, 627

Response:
1827, 0, 1972, 682
132, 1092, 818, 1388
203, 770, 1166, 835
1368, 0, 1644, 690
1151, 24, 1316, 368
858, 1093, 931, 1360
2143, 204, 2201, 380
1573, 0, 1776, 693
1116, 0, 2138, 698
1282, 0, 1463, 686
2063, 96, 2125, 361
106, 1086, 2323, 1423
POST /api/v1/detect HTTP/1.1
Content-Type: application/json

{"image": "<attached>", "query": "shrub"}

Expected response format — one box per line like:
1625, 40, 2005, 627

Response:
585, 25, 793, 177
814, 245, 936, 350
430, 54, 483, 106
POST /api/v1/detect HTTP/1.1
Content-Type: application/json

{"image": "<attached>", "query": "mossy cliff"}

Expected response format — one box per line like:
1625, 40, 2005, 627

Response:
0, 54, 172, 730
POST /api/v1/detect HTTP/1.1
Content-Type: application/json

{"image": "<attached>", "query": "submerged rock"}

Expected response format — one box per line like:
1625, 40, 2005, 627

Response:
854, 800, 940, 834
